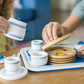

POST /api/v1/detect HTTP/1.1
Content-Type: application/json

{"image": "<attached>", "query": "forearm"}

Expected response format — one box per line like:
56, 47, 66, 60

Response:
61, 14, 82, 35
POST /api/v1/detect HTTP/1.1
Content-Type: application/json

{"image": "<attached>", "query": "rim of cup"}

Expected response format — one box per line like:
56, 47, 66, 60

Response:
4, 57, 20, 63
8, 18, 27, 26
31, 40, 43, 44
31, 51, 48, 58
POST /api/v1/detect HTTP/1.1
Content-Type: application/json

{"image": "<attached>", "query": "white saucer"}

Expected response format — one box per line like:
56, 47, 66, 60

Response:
0, 67, 28, 80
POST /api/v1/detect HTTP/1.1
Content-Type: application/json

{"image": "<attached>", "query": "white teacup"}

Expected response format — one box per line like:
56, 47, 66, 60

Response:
31, 40, 43, 51
74, 43, 84, 58
4, 57, 20, 74
31, 51, 48, 66
4, 18, 27, 41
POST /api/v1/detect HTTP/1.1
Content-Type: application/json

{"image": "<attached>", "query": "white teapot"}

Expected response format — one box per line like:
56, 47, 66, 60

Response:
4, 18, 28, 41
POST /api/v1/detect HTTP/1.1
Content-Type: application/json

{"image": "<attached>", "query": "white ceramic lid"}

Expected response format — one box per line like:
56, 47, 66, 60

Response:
42, 33, 72, 49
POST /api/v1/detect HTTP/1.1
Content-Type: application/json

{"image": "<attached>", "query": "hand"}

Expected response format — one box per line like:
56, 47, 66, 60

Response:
77, 46, 84, 56
42, 22, 64, 43
0, 16, 10, 34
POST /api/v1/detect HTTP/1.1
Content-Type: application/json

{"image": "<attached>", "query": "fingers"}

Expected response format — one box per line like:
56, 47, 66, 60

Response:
0, 27, 6, 34
77, 51, 84, 56
42, 22, 61, 43
0, 20, 8, 30
46, 22, 53, 41
42, 26, 50, 43
79, 46, 84, 51
77, 46, 84, 56
0, 16, 10, 34
0, 16, 10, 27
52, 22, 59, 40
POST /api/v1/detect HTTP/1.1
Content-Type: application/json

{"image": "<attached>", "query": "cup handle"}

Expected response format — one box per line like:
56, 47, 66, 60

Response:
26, 29, 29, 33
17, 53, 21, 58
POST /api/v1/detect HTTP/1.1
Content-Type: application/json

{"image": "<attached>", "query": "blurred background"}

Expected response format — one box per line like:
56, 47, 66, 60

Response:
13, 0, 84, 49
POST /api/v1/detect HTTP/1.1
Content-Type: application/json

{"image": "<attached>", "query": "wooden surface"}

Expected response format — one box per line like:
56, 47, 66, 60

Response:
0, 49, 84, 84
42, 33, 71, 49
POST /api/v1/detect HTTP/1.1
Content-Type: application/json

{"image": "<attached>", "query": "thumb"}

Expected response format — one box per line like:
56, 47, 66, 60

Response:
77, 51, 84, 56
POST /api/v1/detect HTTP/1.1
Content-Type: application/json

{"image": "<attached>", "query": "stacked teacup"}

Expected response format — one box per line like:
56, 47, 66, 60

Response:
29, 40, 48, 66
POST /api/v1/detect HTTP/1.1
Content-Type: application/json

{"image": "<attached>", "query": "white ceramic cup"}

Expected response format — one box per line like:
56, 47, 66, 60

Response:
4, 57, 20, 74
31, 40, 43, 51
74, 43, 84, 52
31, 51, 48, 66
4, 18, 27, 41
74, 43, 84, 58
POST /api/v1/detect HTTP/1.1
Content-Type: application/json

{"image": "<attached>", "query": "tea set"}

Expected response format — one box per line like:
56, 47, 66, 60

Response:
4, 18, 28, 41
0, 18, 84, 80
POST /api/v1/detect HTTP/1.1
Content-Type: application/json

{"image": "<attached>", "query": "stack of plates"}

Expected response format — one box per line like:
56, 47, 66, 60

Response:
45, 47, 76, 65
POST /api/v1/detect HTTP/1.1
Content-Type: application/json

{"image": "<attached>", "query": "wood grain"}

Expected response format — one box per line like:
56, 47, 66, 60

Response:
0, 48, 84, 84
42, 33, 71, 49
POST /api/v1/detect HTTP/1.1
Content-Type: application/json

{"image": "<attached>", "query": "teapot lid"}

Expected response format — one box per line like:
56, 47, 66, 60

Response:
42, 33, 72, 50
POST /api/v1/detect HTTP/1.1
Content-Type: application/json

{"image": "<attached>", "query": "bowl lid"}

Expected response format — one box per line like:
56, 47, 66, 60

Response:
42, 33, 71, 50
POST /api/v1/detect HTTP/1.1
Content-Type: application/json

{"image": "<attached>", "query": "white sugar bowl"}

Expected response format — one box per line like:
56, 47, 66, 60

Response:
31, 51, 48, 66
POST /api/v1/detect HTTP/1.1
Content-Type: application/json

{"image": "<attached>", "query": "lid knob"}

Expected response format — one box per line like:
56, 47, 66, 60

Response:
17, 17, 21, 21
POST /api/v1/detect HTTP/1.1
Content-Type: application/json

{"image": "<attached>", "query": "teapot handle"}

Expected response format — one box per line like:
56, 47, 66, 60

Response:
26, 29, 29, 33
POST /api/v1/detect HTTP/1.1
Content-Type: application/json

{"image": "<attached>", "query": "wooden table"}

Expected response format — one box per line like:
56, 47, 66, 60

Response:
0, 49, 84, 84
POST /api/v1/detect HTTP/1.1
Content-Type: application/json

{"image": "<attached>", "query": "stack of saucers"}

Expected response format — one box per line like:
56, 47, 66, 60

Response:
45, 47, 76, 65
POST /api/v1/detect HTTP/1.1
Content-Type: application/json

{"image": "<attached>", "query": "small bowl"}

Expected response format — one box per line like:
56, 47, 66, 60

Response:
31, 51, 48, 66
